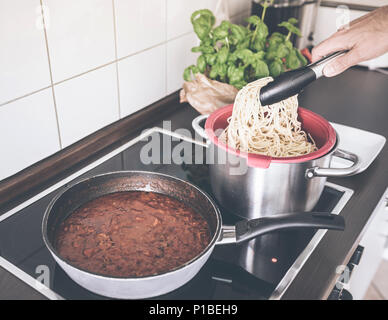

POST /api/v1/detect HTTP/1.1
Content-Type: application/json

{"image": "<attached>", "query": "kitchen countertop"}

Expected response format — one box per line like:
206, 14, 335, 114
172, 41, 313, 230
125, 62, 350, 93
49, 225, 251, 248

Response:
284, 66, 388, 299
0, 66, 387, 300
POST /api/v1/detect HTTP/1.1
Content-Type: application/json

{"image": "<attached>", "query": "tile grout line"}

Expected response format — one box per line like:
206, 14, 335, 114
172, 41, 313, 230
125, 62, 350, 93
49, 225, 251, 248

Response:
111, 0, 122, 119
0, 38, 178, 109
0, 86, 52, 108
40, 0, 63, 149
0, 7, 250, 110
52, 39, 173, 87
52, 59, 117, 86
0, 28, 196, 110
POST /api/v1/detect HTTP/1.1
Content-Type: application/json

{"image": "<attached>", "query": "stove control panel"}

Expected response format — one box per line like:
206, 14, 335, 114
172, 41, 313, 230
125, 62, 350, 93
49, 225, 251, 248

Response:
328, 245, 364, 300
333, 187, 388, 300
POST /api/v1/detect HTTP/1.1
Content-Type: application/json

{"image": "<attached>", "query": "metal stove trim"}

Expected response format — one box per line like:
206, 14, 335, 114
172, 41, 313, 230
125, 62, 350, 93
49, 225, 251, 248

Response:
0, 127, 205, 224
0, 256, 63, 300
0, 127, 353, 300
269, 182, 354, 300
0, 127, 205, 300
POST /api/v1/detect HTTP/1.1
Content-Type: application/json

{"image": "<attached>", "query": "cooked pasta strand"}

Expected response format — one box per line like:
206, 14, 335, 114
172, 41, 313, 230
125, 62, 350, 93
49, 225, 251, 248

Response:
221, 77, 317, 157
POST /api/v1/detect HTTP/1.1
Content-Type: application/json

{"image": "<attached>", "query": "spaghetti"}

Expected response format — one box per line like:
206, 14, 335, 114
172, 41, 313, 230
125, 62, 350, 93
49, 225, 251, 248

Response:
221, 77, 317, 157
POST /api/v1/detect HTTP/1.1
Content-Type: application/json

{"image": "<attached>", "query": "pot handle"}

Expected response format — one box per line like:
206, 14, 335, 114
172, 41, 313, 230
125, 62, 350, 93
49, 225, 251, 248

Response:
305, 148, 360, 178
234, 212, 345, 244
192, 114, 209, 141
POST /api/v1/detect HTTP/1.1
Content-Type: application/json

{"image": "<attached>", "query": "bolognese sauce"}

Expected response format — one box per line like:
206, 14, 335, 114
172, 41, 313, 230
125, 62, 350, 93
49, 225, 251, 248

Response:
55, 191, 211, 277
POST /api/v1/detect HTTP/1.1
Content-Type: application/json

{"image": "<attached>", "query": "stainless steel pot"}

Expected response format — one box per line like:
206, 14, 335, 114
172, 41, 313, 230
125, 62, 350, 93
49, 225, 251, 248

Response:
42, 171, 344, 299
192, 113, 360, 219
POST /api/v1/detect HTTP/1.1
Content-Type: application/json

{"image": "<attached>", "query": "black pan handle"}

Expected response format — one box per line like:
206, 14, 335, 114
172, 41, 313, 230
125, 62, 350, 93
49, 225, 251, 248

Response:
259, 50, 348, 106
235, 212, 345, 244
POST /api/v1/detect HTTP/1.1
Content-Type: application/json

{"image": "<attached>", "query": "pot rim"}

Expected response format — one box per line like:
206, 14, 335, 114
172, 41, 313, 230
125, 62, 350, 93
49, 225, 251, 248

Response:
204, 104, 337, 168
42, 170, 223, 282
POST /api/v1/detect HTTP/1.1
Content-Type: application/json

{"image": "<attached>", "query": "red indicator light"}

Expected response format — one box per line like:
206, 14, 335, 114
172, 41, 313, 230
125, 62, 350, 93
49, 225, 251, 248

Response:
271, 257, 278, 263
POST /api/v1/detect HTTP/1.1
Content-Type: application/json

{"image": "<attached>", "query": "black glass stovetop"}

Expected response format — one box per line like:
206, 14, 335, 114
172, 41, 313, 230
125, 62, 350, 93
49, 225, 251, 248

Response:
0, 131, 349, 300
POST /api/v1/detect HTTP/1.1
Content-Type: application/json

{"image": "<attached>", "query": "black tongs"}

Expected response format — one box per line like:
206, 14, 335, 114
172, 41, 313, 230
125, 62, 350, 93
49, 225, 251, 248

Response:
259, 50, 348, 106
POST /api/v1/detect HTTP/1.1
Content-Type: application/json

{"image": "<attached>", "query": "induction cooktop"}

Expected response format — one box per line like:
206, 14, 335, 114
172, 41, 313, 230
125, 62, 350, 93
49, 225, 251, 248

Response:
0, 127, 353, 300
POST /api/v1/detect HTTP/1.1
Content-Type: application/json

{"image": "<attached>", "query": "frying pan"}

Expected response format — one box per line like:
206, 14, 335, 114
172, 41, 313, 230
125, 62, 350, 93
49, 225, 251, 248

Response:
42, 171, 345, 299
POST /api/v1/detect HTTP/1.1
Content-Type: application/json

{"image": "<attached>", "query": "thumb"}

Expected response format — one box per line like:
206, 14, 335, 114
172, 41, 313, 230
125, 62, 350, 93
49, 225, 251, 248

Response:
323, 50, 361, 77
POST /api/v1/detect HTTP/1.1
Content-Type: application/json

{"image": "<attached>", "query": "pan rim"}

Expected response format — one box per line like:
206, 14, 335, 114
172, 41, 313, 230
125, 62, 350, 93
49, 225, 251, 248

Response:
41, 170, 223, 282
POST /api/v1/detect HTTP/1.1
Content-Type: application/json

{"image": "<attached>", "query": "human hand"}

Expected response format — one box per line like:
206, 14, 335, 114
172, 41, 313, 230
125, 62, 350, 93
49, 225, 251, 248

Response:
312, 6, 388, 77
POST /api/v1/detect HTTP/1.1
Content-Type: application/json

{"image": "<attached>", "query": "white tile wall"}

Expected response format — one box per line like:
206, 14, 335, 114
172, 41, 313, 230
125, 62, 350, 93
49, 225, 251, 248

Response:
54, 64, 119, 147
0, 0, 51, 105
114, 0, 166, 59
166, 32, 199, 94
43, 0, 116, 82
166, 0, 218, 40
227, 0, 251, 17
0, 0, 253, 181
230, 8, 251, 25
313, 6, 366, 46
166, 0, 251, 41
118, 45, 166, 117
0, 89, 60, 180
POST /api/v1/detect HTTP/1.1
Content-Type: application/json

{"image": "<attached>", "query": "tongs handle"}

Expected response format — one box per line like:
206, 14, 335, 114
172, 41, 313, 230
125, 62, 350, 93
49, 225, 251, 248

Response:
259, 50, 348, 106
309, 50, 348, 78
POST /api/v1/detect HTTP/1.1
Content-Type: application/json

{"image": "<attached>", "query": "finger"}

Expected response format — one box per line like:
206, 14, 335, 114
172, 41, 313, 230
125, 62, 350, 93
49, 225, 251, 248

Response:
323, 49, 362, 77
311, 34, 352, 62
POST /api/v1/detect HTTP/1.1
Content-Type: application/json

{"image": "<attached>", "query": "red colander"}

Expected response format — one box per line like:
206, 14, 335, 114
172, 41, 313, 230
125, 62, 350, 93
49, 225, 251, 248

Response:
204, 104, 337, 168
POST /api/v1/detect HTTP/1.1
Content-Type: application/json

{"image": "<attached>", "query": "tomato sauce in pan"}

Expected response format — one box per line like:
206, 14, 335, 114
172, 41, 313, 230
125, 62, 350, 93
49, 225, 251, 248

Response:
55, 191, 211, 277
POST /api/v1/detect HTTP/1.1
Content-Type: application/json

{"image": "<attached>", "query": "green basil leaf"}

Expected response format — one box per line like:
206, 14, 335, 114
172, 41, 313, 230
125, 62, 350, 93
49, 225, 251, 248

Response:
191, 65, 199, 74
284, 39, 293, 51
278, 21, 302, 37
218, 63, 227, 79
288, 17, 298, 25
191, 46, 202, 53
268, 35, 284, 47
236, 37, 250, 49
183, 66, 193, 81
270, 32, 285, 40
191, 44, 215, 54
253, 60, 269, 78
253, 51, 266, 60
245, 15, 260, 26
191, 9, 216, 40
269, 60, 283, 77
275, 43, 290, 59
205, 53, 217, 66
197, 55, 207, 73
183, 65, 199, 81
190, 9, 215, 24
213, 26, 229, 40
265, 44, 278, 61
251, 37, 265, 52
217, 46, 229, 64
209, 66, 218, 79
231, 80, 247, 89
231, 24, 249, 41
286, 50, 301, 69
236, 48, 253, 64
227, 51, 238, 64
255, 21, 268, 40
227, 65, 245, 84
220, 20, 232, 30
